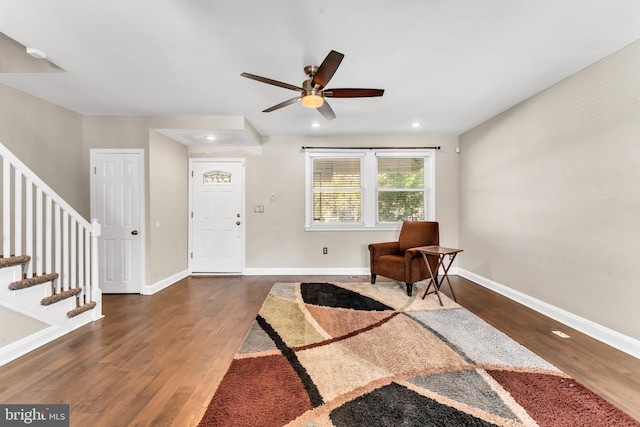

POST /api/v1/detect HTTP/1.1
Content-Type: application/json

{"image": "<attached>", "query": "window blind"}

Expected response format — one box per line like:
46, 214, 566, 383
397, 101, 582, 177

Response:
312, 157, 362, 223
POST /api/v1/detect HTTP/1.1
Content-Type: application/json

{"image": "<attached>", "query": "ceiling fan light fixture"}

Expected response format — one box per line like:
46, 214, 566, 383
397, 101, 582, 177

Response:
241, 50, 383, 119
301, 93, 324, 109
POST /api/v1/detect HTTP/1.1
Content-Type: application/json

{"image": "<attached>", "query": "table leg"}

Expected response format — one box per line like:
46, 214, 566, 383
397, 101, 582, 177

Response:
421, 253, 444, 305
440, 253, 458, 302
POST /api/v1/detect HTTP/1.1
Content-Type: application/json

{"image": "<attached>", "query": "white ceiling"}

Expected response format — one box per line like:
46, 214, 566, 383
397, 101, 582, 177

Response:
1, 0, 639, 142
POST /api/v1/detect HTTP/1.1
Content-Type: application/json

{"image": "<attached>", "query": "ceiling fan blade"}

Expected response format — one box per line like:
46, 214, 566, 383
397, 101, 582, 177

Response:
324, 88, 385, 98
263, 96, 301, 112
317, 100, 336, 120
311, 50, 344, 89
241, 72, 304, 92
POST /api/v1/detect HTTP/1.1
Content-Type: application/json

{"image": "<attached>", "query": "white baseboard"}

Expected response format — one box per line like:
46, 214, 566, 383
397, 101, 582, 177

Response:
243, 267, 371, 276
243, 267, 455, 277
143, 270, 190, 295
0, 326, 67, 367
190, 272, 242, 276
458, 268, 640, 360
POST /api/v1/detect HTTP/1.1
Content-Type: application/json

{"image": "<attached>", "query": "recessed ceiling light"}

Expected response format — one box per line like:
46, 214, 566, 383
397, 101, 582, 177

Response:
310, 122, 320, 128
205, 135, 217, 141
411, 122, 421, 128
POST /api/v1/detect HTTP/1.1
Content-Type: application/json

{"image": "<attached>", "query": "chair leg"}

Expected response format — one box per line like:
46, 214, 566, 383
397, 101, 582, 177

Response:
370, 274, 377, 284
406, 282, 413, 296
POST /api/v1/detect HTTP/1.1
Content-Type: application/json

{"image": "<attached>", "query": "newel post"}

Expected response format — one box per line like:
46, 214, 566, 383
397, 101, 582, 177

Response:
91, 219, 102, 307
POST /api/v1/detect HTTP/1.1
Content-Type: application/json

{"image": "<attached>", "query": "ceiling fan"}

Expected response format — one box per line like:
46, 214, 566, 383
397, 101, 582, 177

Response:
241, 50, 384, 120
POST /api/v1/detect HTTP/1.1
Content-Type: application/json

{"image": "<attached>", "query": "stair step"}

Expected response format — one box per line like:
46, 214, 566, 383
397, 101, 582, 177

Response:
9, 273, 59, 291
0, 255, 31, 269
41, 288, 82, 306
67, 301, 97, 318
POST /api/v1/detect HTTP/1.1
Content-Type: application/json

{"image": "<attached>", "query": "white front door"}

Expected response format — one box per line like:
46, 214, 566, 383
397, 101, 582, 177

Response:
190, 160, 244, 273
91, 151, 143, 293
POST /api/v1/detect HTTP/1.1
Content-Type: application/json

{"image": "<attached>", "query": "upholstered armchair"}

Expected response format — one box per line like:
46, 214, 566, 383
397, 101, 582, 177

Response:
368, 221, 440, 296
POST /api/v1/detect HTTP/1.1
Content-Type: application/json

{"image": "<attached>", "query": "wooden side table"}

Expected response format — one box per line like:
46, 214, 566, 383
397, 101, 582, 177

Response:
415, 245, 463, 305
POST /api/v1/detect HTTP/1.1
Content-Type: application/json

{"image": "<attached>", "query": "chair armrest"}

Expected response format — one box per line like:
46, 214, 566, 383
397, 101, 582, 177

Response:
404, 247, 424, 261
368, 241, 399, 258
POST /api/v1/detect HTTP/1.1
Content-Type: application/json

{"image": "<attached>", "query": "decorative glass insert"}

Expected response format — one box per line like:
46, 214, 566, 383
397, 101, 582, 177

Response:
203, 170, 232, 184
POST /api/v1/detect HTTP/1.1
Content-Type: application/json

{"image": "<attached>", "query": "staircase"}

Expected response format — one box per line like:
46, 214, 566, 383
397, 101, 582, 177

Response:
0, 143, 101, 366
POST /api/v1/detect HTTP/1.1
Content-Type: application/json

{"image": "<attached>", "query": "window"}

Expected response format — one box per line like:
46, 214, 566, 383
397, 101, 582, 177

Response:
377, 156, 426, 223
312, 156, 363, 224
305, 149, 434, 230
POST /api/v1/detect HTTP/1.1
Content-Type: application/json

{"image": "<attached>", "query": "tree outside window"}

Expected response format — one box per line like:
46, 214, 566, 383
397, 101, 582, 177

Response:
377, 157, 425, 222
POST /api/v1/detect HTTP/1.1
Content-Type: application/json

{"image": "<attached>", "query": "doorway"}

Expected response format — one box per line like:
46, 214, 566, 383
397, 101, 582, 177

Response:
190, 159, 245, 273
91, 149, 145, 293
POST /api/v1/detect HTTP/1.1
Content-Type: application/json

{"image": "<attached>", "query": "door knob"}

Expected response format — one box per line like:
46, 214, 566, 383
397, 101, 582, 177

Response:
236, 221, 241, 226
131, 230, 139, 235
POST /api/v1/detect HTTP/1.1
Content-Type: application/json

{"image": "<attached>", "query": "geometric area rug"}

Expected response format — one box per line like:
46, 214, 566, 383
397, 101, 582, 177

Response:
198, 281, 640, 427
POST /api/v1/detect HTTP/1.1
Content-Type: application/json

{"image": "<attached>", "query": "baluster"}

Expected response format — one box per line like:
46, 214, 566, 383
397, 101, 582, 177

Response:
45, 195, 52, 275
91, 219, 101, 303
62, 210, 68, 292
36, 188, 43, 276
3, 157, 10, 257
85, 228, 91, 303
54, 203, 61, 293
78, 226, 84, 303
70, 217, 76, 290
25, 179, 33, 277
14, 169, 22, 257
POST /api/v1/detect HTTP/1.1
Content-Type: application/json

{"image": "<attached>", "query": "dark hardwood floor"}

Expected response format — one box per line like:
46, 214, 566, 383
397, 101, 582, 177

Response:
0, 275, 639, 426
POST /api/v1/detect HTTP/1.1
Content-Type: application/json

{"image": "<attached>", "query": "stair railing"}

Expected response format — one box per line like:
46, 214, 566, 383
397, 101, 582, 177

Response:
0, 142, 101, 315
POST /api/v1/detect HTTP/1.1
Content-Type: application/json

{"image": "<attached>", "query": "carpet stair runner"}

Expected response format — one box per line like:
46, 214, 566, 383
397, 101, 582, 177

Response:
2, 254, 96, 319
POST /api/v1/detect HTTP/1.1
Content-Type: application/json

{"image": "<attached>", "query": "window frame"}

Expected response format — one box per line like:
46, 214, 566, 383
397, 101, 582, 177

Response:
305, 148, 435, 231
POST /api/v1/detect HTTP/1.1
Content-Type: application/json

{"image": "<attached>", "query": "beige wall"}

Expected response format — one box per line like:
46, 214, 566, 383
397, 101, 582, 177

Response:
81, 115, 151, 217
0, 84, 84, 212
459, 40, 640, 340
0, 306, 49, 347
149, 131, 189, 284
191, 134, 459, 270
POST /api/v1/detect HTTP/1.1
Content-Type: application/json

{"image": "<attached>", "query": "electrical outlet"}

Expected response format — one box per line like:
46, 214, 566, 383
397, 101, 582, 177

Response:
322, 247, 328, 255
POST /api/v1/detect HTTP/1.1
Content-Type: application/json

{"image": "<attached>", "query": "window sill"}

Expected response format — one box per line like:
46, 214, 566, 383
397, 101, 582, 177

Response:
305, 224, 402, 232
